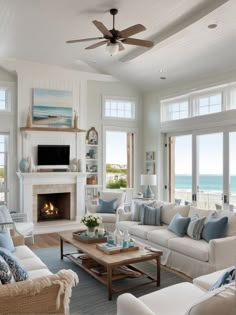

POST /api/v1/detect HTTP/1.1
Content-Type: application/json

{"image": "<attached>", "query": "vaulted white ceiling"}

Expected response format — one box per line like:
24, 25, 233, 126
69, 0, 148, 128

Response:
0, 0, 235, 91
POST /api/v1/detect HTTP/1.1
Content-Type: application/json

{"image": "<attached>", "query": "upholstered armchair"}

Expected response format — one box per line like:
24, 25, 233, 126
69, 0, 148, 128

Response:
87, 191, 125, 232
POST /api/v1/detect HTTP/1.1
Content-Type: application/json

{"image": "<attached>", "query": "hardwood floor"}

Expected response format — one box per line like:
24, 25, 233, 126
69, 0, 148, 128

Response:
27, 232, 62, 249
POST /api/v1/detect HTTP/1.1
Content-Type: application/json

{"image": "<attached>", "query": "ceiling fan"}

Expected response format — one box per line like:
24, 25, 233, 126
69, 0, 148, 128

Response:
66, 8, 154, 55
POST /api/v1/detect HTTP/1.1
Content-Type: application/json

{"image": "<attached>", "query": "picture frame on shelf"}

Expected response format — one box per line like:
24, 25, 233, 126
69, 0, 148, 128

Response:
146, 151, 155, 161
146, 162, 155, 175
86, 127, 98, 145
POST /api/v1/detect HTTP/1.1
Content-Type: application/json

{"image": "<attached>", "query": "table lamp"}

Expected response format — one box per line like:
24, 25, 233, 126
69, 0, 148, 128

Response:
141, 174, 157, 198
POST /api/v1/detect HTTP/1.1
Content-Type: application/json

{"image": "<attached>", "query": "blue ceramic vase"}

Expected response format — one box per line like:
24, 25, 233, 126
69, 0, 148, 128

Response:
19, 158, 29, 173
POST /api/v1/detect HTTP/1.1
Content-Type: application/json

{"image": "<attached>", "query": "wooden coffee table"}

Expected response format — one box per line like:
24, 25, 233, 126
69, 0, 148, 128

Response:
59, 231, 162, 300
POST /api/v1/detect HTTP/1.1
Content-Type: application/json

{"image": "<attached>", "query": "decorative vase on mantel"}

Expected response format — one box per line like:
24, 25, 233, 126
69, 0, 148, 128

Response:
86, 226, 95, 237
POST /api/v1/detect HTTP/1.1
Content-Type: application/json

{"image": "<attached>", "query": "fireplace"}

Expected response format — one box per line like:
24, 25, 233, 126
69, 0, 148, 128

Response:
37, 193, 70, 222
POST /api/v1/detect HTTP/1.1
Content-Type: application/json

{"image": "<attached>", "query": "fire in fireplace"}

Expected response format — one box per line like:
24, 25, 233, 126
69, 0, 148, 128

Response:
37, 193, 70, 222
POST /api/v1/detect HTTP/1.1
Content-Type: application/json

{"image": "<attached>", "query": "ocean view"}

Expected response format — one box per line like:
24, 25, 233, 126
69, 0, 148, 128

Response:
176, 175, 236, 193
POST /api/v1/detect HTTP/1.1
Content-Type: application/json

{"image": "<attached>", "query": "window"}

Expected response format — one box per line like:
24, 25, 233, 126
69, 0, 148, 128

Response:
0, 135, 8, 204
105, 130, 134, 189
103, 96, 135, 119
197, 93, 222, 116
0, 87, 9, 111
161, 82, 236, 122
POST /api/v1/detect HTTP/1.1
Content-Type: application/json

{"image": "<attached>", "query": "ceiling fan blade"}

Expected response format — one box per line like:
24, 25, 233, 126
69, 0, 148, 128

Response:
92, 20, 113, 37
117, 42, 125, 51
66, 37, 104, 44
119, 24, 146, 38
85, 40, 108, 50
122, 38, 154, 48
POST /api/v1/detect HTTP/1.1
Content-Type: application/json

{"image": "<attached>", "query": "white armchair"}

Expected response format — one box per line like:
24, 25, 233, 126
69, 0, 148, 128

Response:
88, 191, 125, 232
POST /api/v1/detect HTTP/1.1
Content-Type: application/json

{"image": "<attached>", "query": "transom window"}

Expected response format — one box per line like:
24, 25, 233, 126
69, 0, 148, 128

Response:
197, 94, 222, 116
0, 88, 8, 110
161, 82, 236, 122
103, 96, 135, 119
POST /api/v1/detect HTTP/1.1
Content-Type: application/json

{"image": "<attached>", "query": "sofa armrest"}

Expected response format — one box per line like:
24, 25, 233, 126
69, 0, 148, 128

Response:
117, 207, 132, 221
209, 236, 236, 268
0, 269, 79, 314
117, 293, 155, 315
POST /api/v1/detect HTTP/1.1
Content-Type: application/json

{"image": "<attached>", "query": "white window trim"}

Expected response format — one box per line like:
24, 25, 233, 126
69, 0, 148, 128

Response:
102, 95, 136, 121
0, 81, 14, 112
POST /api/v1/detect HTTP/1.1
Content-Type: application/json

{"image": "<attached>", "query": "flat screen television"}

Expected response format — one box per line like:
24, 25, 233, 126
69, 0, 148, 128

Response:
37, 145, 70, 166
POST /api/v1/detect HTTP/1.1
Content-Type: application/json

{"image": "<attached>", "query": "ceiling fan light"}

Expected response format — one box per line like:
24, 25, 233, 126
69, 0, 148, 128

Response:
106, 42, 119, 56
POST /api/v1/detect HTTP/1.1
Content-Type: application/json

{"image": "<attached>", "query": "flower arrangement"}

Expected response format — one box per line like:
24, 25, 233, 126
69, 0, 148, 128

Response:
81, 214, 103, 228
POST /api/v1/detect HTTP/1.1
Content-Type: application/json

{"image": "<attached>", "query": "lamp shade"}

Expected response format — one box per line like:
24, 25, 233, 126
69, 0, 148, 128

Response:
141, 174, 157, 186
106, 42, 119, 56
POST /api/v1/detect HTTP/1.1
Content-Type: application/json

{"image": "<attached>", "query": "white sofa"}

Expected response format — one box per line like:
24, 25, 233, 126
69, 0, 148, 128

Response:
117, 268, 236, 315
0, 233, 78, 314
88, 191, 125, 231
117, 201, 236, 278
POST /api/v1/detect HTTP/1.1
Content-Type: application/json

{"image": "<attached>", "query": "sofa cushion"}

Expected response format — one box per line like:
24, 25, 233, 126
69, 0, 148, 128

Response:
28, 268, 52, 279
187, 214, 206, 240
161, 205, 189, 225
186, 283, 236, 315
217, 211, 236, 237
117, 220, 139, 232
139, 282, 206, 315
193, 268, 231, 291
96, 213, 117, 223
129, 225, 164, 240
168, 237, 209, 262
96, 198, 117, 214
168, 213, 191, 237
131, 200, 156, 221
140, 205, 161, 226
147, 228, 177, 247
13, 245, 37, 260
188, 206, 215, 219
202, 213, 228, 242
0, 255, 14, 284
0, 229, 15, 252
0, 247, 28, 282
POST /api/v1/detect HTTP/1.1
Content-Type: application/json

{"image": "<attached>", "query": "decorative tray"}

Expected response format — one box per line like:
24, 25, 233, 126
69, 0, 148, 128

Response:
73, 230, 107, 243
96, 243, 139, 255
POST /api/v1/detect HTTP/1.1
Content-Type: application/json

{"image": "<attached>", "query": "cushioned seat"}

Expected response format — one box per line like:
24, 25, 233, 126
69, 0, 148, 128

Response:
130, 225, 166, 240
97, 213, 117, 223
139, 282, 206, 315
168, 236, 209, 262
28, 268, 53, 279
117, 220, 139, 232
193, 268, 229, 290
147, 229, 177, 247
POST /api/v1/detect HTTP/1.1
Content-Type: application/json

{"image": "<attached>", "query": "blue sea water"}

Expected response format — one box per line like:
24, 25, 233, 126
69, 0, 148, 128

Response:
176, 175, 236, 193
33, 105, 72, 127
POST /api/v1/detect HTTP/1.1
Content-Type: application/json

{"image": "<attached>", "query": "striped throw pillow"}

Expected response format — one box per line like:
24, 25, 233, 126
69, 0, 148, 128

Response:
140, 204, 162, 225
187, 214, 206, 240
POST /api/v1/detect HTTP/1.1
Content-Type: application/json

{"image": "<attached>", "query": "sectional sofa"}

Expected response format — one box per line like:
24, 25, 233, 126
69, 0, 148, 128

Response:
0, 232, 78, 314
117, 201, 236, 278
117, 267, 236, 315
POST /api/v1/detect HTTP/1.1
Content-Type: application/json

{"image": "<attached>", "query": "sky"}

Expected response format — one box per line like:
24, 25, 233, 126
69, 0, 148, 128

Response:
106, 131, 127, 165
175, 133, 236, 175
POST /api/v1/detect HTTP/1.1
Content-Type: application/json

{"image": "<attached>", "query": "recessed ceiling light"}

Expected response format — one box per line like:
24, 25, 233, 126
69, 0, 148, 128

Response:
159, 69, 164, 73
208, 23, 218, 29
160, 76, 166, 80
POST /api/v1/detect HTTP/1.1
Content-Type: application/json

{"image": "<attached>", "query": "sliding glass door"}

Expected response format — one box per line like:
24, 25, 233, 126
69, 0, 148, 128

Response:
197, 133, 223, 209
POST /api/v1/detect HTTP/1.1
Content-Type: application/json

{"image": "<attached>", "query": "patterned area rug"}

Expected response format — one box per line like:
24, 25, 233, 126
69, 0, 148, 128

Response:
33, 246, 186, 315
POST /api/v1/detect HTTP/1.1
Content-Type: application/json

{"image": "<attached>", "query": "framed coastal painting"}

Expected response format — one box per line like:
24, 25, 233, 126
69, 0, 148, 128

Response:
32, 88, 73, 127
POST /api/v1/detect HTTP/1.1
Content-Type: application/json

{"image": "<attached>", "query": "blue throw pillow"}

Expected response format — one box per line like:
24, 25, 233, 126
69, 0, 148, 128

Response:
187, 214, 206, 240
131, 201, 156, 221
96, 198, 117, 214
202, 214, 228, 242
0, 247, 28, 282
0, 230, 15, 252
210, 266, 235, 291
168, 213, 191, 237
140, 204, 162, 226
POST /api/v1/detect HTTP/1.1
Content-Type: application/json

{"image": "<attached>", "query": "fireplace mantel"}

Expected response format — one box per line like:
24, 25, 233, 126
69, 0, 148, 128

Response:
17, 172, 86, 222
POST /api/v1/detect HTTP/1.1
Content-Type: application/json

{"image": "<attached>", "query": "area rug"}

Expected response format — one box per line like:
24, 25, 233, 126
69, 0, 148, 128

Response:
33, 246, 186, 315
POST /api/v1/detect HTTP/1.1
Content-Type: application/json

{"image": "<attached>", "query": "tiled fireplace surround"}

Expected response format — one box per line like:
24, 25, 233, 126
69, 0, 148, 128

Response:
17, 172, 86, 224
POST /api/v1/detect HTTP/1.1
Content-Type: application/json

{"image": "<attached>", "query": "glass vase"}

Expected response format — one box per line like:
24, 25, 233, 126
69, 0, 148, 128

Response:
87, 227, 95, 237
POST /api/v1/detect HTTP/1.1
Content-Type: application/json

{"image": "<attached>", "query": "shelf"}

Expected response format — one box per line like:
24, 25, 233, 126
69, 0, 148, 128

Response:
86, 159, 98, 162
86, 144, 99, 147
86, 172, 98, 175
20, 127, 86, 133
